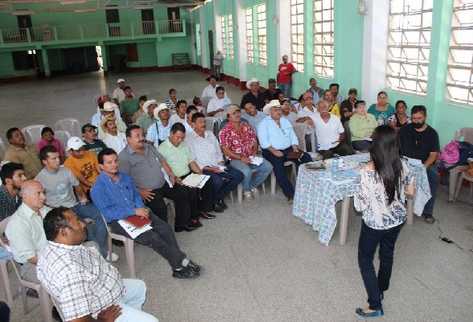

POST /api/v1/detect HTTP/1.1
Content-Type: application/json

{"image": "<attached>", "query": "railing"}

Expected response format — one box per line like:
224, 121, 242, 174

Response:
0, 19, 185, 44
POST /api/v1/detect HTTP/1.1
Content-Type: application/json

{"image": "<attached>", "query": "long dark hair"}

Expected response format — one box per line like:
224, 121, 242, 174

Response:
369, 125, 403, 204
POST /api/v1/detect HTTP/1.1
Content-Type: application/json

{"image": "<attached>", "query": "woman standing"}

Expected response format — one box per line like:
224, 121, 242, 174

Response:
354, 125, 414, 318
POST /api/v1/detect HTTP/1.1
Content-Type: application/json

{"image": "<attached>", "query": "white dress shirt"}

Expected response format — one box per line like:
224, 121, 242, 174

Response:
186, 131, 224, 168
311, 114, 344, 150
207, 96, 232, 114
102, 132, 127, 154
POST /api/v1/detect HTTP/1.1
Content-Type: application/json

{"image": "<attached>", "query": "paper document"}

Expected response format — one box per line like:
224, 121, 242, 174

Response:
162, 167, 173, 188
250, 156, 264, 166
182, 173, 211, 189
118, 219, 153, 239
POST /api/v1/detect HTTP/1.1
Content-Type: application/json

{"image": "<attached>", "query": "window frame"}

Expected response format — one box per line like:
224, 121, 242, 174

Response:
313, 0, 335, 78
290, 0, 305, 72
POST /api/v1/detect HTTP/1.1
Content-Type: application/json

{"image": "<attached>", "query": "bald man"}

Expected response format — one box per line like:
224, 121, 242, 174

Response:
5, 180, 49, 283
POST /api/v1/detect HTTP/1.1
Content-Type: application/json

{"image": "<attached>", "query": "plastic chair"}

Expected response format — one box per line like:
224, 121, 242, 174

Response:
454, 171, 473, 203
0, 218, 53, 322
54, 130, 71, 149
22, 125, 46, 146
107, 229, 136, 278
448, 127, 473, 201
205, 117, 222, 137
0, 219, 13, 306
54, 118, 81, 137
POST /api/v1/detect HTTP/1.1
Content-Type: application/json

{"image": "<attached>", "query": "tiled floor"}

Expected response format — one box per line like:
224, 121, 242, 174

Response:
1, 71, 473, 322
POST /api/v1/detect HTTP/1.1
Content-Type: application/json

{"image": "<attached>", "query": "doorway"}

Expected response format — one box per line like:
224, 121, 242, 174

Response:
167, 7, 181, 32
141, 9, 155, 34
106, 8, 120, 36
17, 15, 32, 41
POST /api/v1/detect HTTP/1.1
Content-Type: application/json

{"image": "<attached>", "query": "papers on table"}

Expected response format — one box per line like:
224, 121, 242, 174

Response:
182, 173, 210, 189
118, 219, 153, 239
250, 156, 264, 166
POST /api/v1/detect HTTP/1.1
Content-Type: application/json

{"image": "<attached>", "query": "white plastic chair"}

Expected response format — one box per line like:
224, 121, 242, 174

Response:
54, 118, 81, 137
107, 229, 136, 278
22, 124, 46, 146
54, 130, 71, 149
0, 218, 53, 322
454, 171, 473, 203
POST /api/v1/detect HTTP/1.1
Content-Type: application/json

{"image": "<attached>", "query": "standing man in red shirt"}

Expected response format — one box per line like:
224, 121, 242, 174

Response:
277, 55, 297, 99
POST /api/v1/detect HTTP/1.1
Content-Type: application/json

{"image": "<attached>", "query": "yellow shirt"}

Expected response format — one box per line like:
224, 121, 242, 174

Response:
329, 103, 341, 118
4, 145, 42, 179
64, 151, 100, 192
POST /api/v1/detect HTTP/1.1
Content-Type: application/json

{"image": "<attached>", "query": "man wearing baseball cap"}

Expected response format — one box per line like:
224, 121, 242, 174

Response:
240, 78, 266, 111
146, 103, 172, 147
82, 123, 107, 155
136, 99, 158, 133
112, 78, 126, 103
64, 137, 100, 194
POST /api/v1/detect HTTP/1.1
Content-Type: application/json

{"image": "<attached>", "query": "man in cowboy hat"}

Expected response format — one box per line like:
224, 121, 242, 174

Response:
240, 78, 266, 111
136, 99, 158, 133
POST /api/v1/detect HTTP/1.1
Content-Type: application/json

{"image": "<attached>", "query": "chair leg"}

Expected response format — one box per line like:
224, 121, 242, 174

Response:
229, 191, 235, 204
454, 175, 464, 201
0, 261, 13, 306
261, 181, 266, 194
406, 196, 414, 225
21, 286, 28, 315
271, 173, 276, 195
39, 287, 53, 322
339, 197, 351, 245
125, 239, 136, 278
237, 184, 243, 204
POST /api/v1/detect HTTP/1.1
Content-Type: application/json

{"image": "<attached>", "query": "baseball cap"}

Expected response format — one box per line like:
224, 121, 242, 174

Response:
67, 137, 86, 151
81, 123, 97, 133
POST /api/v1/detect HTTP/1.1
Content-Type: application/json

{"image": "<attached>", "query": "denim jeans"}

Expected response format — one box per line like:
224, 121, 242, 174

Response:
203, 166, 244, 201
117, 279, 159, 322
423, 164, 438, 216
71, 203, 109, 258
278, 83, 292, 98
358, 221, 403, 311
229, 159, 273, 191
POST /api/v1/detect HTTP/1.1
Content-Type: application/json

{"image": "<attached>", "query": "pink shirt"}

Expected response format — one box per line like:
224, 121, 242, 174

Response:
37, 138, 65, 158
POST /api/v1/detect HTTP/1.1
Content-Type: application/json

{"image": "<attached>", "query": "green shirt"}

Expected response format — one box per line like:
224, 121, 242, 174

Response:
158, 139, 193, 177
137, 114, 155, 132
120, 98, 139, 115
349, 113, 378, 142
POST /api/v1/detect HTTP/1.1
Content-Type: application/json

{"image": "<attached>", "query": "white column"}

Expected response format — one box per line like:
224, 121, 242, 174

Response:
278, 0, 291, 61
361, 0, 389, 103
199, 8, 209, 68
236, 0, 248, 81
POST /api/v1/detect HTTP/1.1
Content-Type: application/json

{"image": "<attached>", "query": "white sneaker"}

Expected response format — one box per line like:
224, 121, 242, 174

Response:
251, 187, 259, 198
107, 252, 119, 262
243, 191, 253, 200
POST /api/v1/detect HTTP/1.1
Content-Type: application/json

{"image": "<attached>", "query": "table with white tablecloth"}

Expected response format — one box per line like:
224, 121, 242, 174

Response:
292, 154, 431, 245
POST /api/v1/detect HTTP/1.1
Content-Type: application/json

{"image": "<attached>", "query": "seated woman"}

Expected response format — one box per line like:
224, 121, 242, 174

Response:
368, 91, 395, 125
388, 100, 411, 130
36, 127, 65, 162
349, 100, 378, 152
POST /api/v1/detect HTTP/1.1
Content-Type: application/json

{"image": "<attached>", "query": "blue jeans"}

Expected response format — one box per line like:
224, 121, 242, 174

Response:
117, 279, 159, 322
278, 83, 292, 98
262, 147, 312, 198
72, 203, 108, 258
229, 159, 273, 191
424, 165, 438, 216
203, 166, 244, 201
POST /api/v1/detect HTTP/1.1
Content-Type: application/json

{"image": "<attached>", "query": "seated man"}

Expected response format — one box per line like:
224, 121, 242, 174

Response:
119, 125, 200, 232
164, 88, 179, 110
0, 162, 26, 220
312, 100, 354, 159
4, 128, 42, 179
35, 146, 113, 260
82, 123, 107, 155
187, 113, 244, 210
281, 99, 298, 124
323, 90, 341, 117
241, 102, 266, 131
201, 75, 219, 103
38, 207, 160, 322
349, 100, 377, 152
137, 99, 158, 133
64, 137, 100, 194
207, 86, 232, 117
295, 92, 318, 125
92, 148, 201, 279
400, 105, 439, 224
146, 103, 172, 147
169, 100, 187, 127
158, 123, 216, 218
120, 86, 140, 125
184, 105, 198, 134
5, 180, 48, 283
91, 95, 126, 133
219, 106, 273, 199
257, 102, 311, 202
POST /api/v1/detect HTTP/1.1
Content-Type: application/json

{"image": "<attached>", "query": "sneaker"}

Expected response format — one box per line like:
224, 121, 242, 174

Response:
186, 260, 201, 273
106, 252, 120, 262
244, 191, 252, 200
217, 200, 228, 210
213, 203, 225, 213
287, 197, 294, 205
200, 212, 216, 219
355, 307, 384, 318
251, 187, 259, 198
172, 266, 199, 279
423, 214, 436, 224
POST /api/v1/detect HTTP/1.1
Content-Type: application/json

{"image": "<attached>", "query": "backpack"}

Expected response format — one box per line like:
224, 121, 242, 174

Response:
439, 140, 460, 166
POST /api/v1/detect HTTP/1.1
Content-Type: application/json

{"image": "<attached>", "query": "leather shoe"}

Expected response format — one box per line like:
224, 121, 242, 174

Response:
200, 212, 216, 219
190, 219, 203, 228
173, 266, 199, 279
213, 203, 225, 213
175, 225, 197, 232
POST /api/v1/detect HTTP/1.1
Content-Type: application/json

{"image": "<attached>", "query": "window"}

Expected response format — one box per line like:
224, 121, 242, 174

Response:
313, 0, 334, 77
256, 4, 267, 66
246, 8, 254, 63
386, 0, 433, 95
447, 0, 473, 105
220, 15, 234, 60
291, 0, 305, 72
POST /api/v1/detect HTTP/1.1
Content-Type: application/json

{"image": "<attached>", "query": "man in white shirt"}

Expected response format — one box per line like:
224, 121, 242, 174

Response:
201, 75, 219, 104
169, 100, 187, 127
311, 100, 354, 159
206, 86, 232, 117
296, 91, 319, 125
146, 103, 172, 147
186, 112, 243, 210
93, 100, 127, 138
112, 78, 127, 103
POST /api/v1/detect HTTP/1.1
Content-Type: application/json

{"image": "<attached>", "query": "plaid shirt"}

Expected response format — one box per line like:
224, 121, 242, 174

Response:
37, 241, 124, 320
